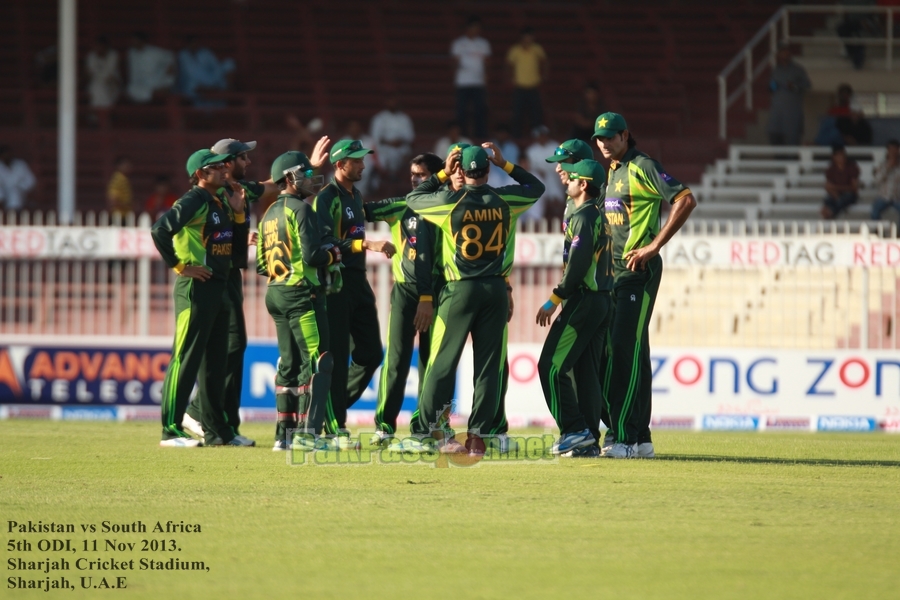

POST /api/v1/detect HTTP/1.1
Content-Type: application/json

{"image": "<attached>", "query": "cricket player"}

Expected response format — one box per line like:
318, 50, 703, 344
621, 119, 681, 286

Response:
257, 151, 342, 451
365, 153, 445, 446
151, 149, 252, 447
593, 112, 696, 458
313, 139, 396, 447
182, 138, 278, 443
536, 159, 613, 457
407, 143, 544, 454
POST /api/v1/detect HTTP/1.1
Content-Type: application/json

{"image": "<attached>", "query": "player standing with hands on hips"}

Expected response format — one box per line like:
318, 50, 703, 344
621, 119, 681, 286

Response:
593, 112, 696, 459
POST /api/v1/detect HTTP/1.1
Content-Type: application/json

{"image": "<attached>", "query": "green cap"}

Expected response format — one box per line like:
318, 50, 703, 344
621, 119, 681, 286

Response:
271, 151, 313, 183
186, 149, 232, 176
545, 139, 594, 163
446, 141, 471, 157
561, 159, 607, 186
592, 112, 628, 139
330, 139, 374, 164
461, 146, 489, 172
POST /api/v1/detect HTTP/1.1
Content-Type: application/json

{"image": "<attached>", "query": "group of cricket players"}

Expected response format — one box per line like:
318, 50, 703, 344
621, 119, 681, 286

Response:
150, 111, 697, 459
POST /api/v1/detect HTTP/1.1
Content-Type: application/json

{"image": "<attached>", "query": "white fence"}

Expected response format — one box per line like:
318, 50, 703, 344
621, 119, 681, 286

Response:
1, 211, 899, 349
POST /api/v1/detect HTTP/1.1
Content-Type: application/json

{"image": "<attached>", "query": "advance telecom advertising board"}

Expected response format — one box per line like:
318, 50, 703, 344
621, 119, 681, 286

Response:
1, 340, 898, 432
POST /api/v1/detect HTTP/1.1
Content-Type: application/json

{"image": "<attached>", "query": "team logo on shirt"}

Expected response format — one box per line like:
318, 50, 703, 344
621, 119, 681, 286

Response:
407, 217, 417, 230
345, 206, 355, 219
212, 212, 221, 224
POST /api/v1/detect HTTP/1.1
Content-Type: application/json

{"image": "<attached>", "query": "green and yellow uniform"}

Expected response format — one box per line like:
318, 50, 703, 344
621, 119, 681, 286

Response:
363, 198, 432, 436
151, 155, 242, 445
313, 176, 383, 435
597, 114, 692, 446
538, 160, 613, 446
257, 190, 338, 442
406, 148, 544, 442
185, 179, 264, 437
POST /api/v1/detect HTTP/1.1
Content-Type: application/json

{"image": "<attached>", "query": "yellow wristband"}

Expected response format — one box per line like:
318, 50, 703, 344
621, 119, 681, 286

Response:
419, 295, 433, 302
549, 293, 562, 306
233, 212, 246, 224
351, 240, 364, 253
173, 262, 186, 274
436, 170, 449, 183
502, 161, 515, 174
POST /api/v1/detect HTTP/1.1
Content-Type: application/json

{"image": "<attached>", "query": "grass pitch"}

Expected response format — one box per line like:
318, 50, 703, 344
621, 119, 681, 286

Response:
2, 421, 899, 599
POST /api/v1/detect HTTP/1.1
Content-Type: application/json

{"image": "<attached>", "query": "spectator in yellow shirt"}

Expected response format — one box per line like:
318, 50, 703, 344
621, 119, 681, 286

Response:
106, 155, 133, 219
507, 27, 548, 138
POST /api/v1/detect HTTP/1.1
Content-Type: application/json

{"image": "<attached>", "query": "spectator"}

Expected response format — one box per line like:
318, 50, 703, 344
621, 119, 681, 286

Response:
34, 45, 58, 88
85, 36, 121, 109
571, 81, 602, 142
507, 27, 548, 138
488, 124, 520, 187
144, 175, 177, 216
830, 84, 872, 146
369, 97, 415, 177
126, 32, 175, 104
525, 125, 565, 222
433, 120, 471, 157
107, 156, 134, 218
285, 114, 323, 155
0, 145, 37, 212
821, 145, 860, 220
870, 139, 900, 221
176, 35, 236, 106
451, 16, 491, 138
767, 45, 811, 146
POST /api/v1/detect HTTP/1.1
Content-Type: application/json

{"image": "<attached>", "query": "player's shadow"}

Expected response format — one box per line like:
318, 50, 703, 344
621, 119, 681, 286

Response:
656, 454, 900, 468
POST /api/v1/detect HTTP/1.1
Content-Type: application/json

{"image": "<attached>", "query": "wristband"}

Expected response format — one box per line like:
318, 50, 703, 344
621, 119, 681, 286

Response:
541, 300, 555, 311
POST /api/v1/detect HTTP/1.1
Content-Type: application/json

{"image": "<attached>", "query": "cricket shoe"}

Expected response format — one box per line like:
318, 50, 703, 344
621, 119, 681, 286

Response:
552, 429, 596, 455
600, 430, 615, 456
437, 437, 467, 454
637, 442, 655, 458
562, 445, 600, 458
159, 437, 202, 448
272, 439, 289, 452
291, 433, 327, 451
334, 434, 361, 451
369, 430, 394, 447
488, 433, 517, 454
207, 436, 254, 447
181, 413, 205, 438
604, 442, 637, 459
387, 437, 431, 454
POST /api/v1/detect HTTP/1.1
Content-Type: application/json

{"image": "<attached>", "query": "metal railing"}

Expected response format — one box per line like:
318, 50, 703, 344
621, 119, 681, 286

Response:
718, 4, 898, 140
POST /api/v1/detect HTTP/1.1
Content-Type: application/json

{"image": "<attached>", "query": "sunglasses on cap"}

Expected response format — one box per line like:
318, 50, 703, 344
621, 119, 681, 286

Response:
554, 147, 574, 157
568, 173, 593, 181
202, 163, 227, 172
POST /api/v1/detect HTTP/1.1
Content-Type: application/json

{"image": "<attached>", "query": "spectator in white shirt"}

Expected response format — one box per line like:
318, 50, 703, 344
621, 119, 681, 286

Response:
451, 16, 491, 138
85, 36, 121, 108
126, 32, 175, 104
369, 97, 415, 177
0, 146, 37, 212
524, 126, 564, 223
433, 120, 471, 158
871, 140, 900, 220
488, 124, 520, 188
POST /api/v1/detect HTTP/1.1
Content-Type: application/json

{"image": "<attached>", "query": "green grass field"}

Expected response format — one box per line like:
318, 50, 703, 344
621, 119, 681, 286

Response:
2, 421, 899, 599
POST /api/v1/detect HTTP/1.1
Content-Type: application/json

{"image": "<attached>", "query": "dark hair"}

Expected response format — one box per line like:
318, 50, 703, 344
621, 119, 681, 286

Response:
133, 31, 148, 43
620, 130, 637, 149
832, 144, 846, 155
887, 139, 899, 148
97, 35, 110, 46
466, 15, 481, 27
189, 174, 199, 186
464, 167, 489, 179
411, 153, 444, 177
446, 119, 460, 130
521, 27, 534, 36
586, 182, 602, 198
115, 155, 130, 167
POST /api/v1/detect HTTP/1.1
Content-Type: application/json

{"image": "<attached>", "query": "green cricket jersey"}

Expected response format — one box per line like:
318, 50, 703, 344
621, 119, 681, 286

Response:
554, 198, 614, 299
363, 197, 419, 285
151, 186, 242, 280
256, 193, 338, 287
312, 179, 368, 272
406, 162, 545, 281
604, 148, 691, 273
217, 180, 264, 270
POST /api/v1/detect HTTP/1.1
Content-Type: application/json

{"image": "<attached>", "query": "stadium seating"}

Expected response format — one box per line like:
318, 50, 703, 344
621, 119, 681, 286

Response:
0, 0, 781, 211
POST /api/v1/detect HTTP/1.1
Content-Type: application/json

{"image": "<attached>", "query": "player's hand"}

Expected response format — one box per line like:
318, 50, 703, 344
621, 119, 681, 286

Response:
444, 150, 461, 176
179, 265, 213, 281
248, 231, 258, 246
227, 182, 246, 214
310, 136, 332, 168
413, 301, 434, 332
364, 240, 396, 258
482, 141, 505, 166
624, 244, 658, 272
507, 289, 514, 322
536, 304, 557, 327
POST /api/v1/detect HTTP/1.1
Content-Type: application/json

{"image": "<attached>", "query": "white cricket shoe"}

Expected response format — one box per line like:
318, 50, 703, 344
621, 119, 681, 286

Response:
181, 413, 205, 438
160, 437, 202, 448
604, 442, 637, 459
637, 442, 655, 458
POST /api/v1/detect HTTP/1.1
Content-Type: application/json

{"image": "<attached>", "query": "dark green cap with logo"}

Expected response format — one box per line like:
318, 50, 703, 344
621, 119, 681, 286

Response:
461, 146, 489, 171
186, 149, 232, 176
545, 139, 594, 163
330, 139, 374, 164
592, 112, 628, 139
561, 159, 607, 185
271, 151, 313, 183
446, 141, 471, 157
